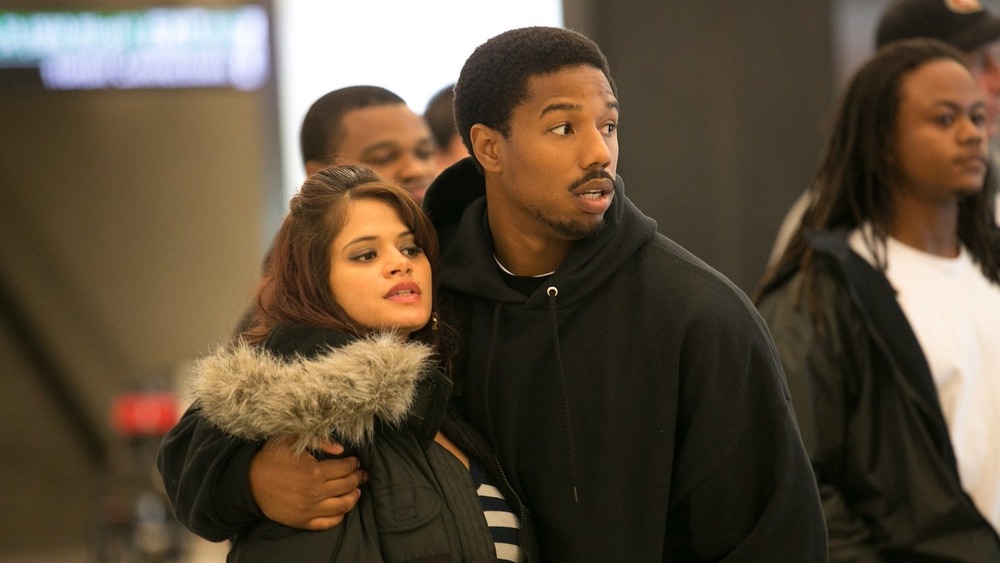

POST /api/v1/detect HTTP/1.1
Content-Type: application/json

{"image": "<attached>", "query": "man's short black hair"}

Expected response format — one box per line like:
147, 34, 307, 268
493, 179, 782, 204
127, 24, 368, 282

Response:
299, 85, 406, 165
424, 84, 457, 150
454, 26, 616, 165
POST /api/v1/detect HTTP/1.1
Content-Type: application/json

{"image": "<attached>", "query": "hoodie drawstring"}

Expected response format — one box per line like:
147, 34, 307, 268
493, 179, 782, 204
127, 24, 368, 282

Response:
482, 301, 531, 530
547, 286, 580, 504
483, 302, 503, 457
484, 292, 580, 505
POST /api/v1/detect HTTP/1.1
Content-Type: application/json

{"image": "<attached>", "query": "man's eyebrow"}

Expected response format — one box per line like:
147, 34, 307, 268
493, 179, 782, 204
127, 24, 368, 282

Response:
539, 99, 620, 118
931, 99, 986, 111
539, 102, 581, 118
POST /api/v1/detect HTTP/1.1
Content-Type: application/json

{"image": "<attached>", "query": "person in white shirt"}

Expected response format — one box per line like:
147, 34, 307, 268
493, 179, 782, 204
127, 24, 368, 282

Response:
755, 38, 1000, 561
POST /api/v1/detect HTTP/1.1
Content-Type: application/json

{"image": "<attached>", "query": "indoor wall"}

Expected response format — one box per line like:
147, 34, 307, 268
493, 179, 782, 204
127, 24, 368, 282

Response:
0, 0, 281, 559
566, 0, 835, 294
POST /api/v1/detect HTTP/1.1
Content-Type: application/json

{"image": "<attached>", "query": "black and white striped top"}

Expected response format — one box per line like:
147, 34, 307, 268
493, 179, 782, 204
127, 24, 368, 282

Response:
469, 459, 523, 562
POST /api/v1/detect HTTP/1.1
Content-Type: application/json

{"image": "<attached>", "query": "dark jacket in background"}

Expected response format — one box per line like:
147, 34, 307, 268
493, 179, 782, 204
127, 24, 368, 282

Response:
756, 230, 1000, 562
421, 158, 828, 562
158, 324, 539, 562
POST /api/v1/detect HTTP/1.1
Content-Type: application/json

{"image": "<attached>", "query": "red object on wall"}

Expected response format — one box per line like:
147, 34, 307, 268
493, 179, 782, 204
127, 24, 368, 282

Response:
111, 392, 180, 437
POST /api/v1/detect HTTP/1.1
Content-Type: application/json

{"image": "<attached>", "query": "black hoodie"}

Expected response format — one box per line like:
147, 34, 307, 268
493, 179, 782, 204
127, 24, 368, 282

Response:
422, 159, 828, 561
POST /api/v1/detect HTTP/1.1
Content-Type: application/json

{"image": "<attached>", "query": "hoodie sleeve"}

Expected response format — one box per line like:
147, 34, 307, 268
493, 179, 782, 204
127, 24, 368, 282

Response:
156, 403, 263, 541
666, 281, 828, 561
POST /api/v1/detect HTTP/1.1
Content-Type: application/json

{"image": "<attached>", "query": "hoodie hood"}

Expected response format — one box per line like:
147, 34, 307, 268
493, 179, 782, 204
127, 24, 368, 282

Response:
186, 331, 435, 454
423, 157, 658, 307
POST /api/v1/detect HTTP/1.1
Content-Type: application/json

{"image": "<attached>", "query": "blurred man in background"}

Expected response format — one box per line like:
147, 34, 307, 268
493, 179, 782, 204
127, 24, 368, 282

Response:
767, 0, 1000, 268
301, 85, 438, 201
423, 83, 468, 174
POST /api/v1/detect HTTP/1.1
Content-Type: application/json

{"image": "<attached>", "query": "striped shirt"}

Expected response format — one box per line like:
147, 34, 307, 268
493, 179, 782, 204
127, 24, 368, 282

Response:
469, 459, 523, 562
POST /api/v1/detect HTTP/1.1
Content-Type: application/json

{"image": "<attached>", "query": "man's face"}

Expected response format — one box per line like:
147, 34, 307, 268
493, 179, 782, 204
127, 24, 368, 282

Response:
486, 65, 619, 243
962, 38, 1000, 138
335, 104, 438, 201
892, 58, 988, 204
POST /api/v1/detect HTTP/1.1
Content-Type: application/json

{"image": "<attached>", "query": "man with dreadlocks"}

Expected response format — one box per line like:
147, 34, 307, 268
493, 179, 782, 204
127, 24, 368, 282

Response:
766, 0, 1000, 271
755, 38, 1000, 561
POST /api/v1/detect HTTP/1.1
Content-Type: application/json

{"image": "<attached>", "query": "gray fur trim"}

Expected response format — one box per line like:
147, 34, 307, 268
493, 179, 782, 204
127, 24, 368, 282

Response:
187, 332, 434, 454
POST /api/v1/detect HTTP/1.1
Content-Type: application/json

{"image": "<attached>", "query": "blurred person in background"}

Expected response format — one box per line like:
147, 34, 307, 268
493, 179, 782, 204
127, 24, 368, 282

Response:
755, 38, 1000, 561
423, 83, 468, 174
767, 0, 1000, 269
301, 85, 439, 202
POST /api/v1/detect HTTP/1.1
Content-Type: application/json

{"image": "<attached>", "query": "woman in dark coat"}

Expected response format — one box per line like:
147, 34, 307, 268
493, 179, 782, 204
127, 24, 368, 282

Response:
158, 164, 534, 562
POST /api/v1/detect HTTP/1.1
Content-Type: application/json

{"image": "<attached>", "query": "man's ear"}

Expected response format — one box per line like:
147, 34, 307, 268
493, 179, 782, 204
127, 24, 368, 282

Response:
470, 124, 502, 173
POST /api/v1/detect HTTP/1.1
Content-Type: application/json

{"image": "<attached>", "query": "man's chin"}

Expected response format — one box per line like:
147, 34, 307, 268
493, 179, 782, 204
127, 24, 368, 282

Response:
406, 185, 429, 202
555, 219, 607, 240
953, 178, 989, 202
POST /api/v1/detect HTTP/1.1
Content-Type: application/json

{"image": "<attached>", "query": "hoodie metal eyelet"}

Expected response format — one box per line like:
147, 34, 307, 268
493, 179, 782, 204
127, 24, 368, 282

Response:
547, 286, 558, 297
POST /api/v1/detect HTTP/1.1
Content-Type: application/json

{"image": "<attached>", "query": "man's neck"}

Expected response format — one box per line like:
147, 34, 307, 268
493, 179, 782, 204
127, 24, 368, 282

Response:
491, 234, 573, 277
487, 210, 573, 276
886, 195, 960, 258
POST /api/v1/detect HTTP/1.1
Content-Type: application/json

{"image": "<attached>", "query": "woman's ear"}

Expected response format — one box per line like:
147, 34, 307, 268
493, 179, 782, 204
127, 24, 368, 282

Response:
470, 124, 502, 173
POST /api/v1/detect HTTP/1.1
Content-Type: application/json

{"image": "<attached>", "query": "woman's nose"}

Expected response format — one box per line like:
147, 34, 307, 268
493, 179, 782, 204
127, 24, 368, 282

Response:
387, 251, 413, 276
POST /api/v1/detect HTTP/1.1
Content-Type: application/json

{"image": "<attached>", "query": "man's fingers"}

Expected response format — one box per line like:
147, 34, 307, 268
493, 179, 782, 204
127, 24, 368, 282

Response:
315, 439, 345, 456
310, 487, 362, 528
318, 457, 368, 494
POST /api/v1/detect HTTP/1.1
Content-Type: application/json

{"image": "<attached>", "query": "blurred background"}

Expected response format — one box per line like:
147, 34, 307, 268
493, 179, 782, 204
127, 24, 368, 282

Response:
1, 0, 986, 560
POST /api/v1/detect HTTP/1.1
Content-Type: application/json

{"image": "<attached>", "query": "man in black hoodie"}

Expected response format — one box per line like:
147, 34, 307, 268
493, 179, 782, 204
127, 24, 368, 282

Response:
419, 26, 826, 561
160, 26, 828, 560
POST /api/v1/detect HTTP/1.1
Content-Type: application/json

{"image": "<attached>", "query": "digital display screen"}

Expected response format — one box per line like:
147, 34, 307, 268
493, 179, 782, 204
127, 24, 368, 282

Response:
0, 6, 270, 91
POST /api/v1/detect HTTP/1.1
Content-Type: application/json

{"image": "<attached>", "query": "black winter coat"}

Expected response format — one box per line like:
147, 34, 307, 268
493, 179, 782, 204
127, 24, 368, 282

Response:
756, 230, 1000, 562
158, 324, 538, 562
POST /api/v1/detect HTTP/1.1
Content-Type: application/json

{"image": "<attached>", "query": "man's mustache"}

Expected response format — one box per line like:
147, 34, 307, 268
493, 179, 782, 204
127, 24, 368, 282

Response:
568, 169, 615, 192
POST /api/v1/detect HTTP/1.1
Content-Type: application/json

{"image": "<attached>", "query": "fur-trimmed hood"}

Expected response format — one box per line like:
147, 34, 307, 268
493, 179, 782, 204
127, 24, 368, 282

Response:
186, 331, 436, 454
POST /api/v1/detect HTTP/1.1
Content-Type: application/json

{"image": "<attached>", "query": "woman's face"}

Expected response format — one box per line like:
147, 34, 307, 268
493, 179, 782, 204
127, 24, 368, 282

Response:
328, 198, 432, 335
892, 58, 989, 203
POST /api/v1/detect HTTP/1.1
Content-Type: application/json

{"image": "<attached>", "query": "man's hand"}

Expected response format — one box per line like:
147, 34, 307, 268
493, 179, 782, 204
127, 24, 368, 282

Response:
249, 437, 367, 530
